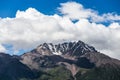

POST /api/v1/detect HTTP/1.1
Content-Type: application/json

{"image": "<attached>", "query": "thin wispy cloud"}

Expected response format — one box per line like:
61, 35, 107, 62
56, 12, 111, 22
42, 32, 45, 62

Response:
0, 2, 120, 59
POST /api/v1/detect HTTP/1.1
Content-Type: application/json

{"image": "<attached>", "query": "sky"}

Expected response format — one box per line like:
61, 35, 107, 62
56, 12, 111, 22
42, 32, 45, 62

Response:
0, 0, 120, 18
0, 0, 120, 59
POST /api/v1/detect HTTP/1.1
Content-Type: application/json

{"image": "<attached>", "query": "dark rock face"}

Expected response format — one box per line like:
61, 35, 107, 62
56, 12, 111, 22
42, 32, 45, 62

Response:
75, 57, 95, 68
0, 40, 120, 80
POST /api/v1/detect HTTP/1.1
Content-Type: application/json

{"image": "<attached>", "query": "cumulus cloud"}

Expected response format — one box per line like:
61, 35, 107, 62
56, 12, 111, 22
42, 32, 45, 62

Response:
59, 2, 120, 22
0, 2, 120, 59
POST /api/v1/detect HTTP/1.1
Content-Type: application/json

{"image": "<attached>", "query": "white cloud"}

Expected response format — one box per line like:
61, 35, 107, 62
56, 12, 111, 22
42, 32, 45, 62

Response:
58, 2, 120, 22
0, 2, 120, 60
0, 44, 6, 52
58, 2, 95, 20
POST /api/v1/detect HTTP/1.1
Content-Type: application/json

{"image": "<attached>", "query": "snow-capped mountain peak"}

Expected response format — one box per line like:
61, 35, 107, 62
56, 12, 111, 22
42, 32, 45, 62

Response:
35, 40, 97, 56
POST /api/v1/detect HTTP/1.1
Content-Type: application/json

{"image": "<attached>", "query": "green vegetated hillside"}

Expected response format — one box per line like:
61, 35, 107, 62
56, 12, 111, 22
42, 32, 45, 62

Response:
19, 64, 120, 80
75, 64, 120, 80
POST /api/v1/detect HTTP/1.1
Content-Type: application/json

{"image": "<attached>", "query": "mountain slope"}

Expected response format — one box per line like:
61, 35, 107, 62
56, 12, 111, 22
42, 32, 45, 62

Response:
75, 64, 120, 80
0, 53, 37, 80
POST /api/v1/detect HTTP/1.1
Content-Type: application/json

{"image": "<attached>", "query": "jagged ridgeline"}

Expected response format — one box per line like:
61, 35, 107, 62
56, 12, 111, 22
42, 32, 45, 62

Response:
0, 40, 120, 80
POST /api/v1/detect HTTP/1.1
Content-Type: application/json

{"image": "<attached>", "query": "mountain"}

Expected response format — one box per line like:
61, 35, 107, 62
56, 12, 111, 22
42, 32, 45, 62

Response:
21, 40, 120, 80
21, 41, 97, 69
0, 40, 120, 80
0, 53, 37, 80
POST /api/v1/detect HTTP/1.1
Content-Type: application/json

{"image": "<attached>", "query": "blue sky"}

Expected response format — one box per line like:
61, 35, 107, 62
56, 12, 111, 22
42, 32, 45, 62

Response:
0, 0, 120, 18
0, 0, 120, 59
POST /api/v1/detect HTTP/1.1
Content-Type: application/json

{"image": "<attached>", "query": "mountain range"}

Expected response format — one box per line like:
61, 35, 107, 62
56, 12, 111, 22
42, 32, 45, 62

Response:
0, 40, 120, 80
